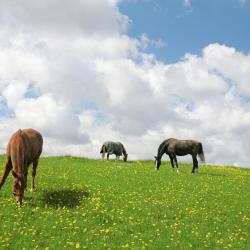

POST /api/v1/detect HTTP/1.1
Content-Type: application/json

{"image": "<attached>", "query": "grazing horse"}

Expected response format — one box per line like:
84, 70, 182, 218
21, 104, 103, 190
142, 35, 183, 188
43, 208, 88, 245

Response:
154, 138, 205, 173
0, 128, 43, 205
100, 141, 128, 162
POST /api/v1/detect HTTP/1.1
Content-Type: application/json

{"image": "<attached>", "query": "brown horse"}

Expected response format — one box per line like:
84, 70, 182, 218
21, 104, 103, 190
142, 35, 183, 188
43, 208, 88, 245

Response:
0, 128, 43, 205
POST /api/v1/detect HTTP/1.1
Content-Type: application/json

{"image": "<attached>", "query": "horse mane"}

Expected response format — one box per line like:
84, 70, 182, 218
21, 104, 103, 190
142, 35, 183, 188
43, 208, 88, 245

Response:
157, 138, 173, 158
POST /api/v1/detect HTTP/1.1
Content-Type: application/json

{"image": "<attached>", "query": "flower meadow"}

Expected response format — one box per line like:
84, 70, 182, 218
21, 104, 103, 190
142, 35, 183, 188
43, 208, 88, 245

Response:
0, 156, 249, 249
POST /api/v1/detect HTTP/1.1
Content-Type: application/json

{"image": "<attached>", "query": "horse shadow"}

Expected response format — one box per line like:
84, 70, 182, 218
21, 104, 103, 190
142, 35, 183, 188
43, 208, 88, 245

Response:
40, 188, 90, 208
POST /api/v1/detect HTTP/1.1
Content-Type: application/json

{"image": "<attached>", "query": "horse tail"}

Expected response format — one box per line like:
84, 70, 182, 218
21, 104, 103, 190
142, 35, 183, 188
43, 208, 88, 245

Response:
100, 144, 106, 160
198, 142, 205, 163
100, 144, 105, 153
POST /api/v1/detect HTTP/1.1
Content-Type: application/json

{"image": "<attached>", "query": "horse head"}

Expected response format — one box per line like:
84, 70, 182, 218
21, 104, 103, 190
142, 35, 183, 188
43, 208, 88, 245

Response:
12, 171, 25, 205
123, 153, 128, 162
154, 156, 161, 170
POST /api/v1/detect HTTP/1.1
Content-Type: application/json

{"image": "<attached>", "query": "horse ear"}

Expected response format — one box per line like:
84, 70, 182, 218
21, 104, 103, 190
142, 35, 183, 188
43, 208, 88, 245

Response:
12, 171, 18, 178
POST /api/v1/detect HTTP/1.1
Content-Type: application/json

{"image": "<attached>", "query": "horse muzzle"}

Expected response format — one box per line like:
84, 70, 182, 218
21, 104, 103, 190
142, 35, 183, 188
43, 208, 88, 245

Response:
13, 193, 23, 205
16, 196, 23, 205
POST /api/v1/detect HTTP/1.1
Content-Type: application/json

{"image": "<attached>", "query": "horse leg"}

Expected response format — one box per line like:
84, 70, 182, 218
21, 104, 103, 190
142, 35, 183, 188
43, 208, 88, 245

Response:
195, 157, 199, 173
102, 146, 106, 160
0, 158, 12, 189
102, 152, 105, 160
173, 156, 179, 174
191, 156, 195, 173
192, 156, 198, 173
24, 172, 28, 190
31, 159, 38, 192
169, 156, 175, 172
107, 153, 110, 160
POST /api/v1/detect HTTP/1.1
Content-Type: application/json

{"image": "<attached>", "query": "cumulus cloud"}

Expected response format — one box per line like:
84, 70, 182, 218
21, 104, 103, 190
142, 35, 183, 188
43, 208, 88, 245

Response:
0, 0, 128, 37
2, 81, 29, 109
0, 0, 250, 167
203, 44, 250, 95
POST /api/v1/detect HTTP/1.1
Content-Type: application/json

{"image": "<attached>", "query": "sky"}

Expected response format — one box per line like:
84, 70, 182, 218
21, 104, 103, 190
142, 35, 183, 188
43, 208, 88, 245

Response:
0, 0, 250, 167
119, 0, 250, 63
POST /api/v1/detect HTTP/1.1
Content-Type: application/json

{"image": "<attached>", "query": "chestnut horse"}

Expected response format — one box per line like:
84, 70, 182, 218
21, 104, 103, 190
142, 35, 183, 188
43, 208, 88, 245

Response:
0, 128, 43, 205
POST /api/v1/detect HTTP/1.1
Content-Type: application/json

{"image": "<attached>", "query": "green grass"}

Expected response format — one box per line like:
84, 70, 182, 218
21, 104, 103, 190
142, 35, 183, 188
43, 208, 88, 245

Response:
0, 156, 249, 249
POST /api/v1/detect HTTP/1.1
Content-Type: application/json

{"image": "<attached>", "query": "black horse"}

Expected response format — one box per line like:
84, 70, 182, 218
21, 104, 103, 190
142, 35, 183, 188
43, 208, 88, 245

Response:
154, 138, 205, 173
100, 141, 128, 162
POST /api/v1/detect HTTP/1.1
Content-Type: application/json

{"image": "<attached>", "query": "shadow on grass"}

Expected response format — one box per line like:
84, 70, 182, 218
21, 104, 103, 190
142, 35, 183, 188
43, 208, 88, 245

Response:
40, 189, 90, 208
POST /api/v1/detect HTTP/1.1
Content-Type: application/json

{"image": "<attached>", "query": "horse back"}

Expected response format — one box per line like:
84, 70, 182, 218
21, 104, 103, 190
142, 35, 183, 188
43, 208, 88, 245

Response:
7, 129, 43, 168
102, 141, 124, 156
116, 142, 126, 153
22, 129, 43, 161
167, 139, 201, 156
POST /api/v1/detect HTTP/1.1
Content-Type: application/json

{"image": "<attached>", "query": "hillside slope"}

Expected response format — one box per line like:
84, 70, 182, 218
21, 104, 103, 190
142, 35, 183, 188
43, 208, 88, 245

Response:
0, 156, 249, 249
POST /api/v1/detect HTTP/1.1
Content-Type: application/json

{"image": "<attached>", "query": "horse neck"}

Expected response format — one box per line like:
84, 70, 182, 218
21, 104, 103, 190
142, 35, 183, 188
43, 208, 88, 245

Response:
157, 142, 167, 160
12, 132, 25, 177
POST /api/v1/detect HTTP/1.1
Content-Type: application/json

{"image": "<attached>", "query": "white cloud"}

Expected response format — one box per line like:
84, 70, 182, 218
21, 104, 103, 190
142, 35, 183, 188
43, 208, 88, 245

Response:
238, 0, 246, 7
0, 0, 128, 37
183, 0, 191, 7
0, 0, 250, 167
203, 44, 250, 95
2, 81, 29, 109
140, 33, 166, 49
183, 0, 193, 12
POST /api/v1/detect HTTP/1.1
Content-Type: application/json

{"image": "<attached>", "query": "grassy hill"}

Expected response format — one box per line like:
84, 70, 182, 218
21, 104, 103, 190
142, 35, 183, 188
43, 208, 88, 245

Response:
0, 156, 249, 249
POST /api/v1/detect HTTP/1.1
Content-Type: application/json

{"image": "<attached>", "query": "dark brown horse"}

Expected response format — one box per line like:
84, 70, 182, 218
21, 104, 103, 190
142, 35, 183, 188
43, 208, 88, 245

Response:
0, 128, 43, 205
154, 138, 205, 173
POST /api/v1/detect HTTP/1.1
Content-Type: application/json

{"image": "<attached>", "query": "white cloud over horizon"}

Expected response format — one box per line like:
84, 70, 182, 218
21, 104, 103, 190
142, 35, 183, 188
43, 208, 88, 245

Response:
0, 0, 250, 167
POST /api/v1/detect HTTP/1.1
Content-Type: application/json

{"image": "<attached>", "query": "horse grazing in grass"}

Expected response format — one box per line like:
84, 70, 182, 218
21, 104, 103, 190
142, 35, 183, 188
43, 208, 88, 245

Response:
100, 141, 128, 162
0, 128, 43, 205
154, 138, 205, 173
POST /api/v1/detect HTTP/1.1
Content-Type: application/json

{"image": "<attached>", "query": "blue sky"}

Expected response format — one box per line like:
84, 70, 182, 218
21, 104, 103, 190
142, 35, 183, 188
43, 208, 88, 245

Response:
119, 0, 250, 63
